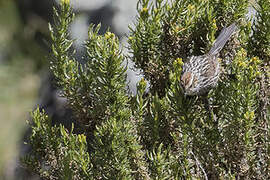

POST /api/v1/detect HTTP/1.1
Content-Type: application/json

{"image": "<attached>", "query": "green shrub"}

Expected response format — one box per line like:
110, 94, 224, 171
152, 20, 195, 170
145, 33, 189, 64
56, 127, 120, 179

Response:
22, 0, 269, 179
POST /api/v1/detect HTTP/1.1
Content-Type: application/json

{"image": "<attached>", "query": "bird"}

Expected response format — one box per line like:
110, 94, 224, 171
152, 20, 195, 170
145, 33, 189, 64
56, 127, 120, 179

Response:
180, 23, 237, 96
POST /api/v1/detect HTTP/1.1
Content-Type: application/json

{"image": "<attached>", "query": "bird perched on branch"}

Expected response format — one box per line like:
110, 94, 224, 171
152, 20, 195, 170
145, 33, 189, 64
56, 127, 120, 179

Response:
181, 23, 237, 96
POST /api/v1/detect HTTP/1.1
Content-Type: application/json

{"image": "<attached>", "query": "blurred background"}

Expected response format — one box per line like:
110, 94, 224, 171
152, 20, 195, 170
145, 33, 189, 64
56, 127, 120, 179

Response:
0, 0, 141, 179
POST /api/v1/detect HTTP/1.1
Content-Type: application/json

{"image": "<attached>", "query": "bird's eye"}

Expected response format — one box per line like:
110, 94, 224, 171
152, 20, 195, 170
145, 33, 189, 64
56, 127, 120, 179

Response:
180, 77, 186, 86
181, 72, 191, 86
180, 78, 184, 84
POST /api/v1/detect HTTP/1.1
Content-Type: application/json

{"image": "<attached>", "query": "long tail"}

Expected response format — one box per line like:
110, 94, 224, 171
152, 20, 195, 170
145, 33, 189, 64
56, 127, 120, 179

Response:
208, 23, 237, 56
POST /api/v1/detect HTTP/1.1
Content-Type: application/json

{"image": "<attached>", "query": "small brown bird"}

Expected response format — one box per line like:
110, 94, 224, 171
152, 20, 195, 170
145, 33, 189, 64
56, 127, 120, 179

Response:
181, 23, 237, 96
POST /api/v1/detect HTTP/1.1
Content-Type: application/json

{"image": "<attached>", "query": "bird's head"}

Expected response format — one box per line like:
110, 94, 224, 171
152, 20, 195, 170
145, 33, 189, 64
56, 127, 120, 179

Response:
180, 71, 196, 96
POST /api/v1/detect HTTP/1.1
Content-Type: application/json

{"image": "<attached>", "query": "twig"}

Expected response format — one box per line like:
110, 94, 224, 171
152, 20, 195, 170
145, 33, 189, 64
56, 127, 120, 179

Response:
191, 151, 208, 180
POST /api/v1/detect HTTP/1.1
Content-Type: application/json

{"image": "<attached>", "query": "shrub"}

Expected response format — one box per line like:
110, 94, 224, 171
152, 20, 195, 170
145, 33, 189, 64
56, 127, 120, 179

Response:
22, 0, 269, 179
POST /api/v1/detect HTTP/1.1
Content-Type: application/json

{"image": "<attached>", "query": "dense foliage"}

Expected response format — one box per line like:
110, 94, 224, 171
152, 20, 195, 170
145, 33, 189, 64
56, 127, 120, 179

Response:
23, 0, 269, 179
